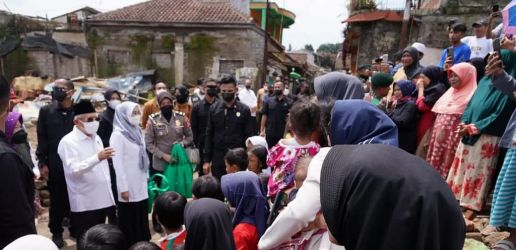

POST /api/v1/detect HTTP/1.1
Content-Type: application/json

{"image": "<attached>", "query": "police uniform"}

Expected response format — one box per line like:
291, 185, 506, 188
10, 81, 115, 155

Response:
144, 110, 194, 172
204, 100, 254, 179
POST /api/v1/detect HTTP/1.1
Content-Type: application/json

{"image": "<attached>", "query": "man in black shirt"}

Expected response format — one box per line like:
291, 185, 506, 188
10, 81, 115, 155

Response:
191, 79, 218, 176
203, 76, 254, 179
0, 75, 36, 248
36, 79, 75, 248
260, 80, 293, 148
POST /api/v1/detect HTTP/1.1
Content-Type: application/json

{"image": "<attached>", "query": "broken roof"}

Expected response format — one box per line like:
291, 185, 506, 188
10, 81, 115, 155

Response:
342, 10, 403, 23
89, 0, 252, 25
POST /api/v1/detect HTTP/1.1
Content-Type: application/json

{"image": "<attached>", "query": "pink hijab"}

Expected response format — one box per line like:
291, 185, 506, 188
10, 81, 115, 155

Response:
432, 63, 477, 115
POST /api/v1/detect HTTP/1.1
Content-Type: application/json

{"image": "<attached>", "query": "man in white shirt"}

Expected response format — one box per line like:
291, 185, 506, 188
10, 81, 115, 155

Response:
238, 79, 258, 133
57, 100, 116, 243
461, 20, 493, 59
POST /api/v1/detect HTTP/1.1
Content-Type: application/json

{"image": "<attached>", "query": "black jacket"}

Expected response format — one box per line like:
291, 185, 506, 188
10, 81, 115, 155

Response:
204, 100, 254, 162
0, 131, 36, 248
191, 98, 218, 149
36, 102, 74, 170
388, 101, 418, 154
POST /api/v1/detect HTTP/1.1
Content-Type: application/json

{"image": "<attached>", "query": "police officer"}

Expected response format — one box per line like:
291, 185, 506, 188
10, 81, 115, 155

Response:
203, 76, 254, 179
191, 78, 218, 175
144, 90, 193, 232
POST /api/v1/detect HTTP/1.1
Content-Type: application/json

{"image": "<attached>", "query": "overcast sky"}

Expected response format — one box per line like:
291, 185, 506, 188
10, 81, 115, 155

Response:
1, 0, 370, 50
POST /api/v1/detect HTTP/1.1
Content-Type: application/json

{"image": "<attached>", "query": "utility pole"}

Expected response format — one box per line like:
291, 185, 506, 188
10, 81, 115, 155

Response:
262, 0, 269, 85
399, 0, 411, 50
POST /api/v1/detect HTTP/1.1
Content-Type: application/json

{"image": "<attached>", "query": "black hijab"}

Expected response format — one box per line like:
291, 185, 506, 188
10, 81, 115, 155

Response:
402, 47, 424, 80
184, 198, 236, 250
420, 66, 447, 106
100, 88, 120, 125
320, 144, 465, 250
469, 57, 487, 83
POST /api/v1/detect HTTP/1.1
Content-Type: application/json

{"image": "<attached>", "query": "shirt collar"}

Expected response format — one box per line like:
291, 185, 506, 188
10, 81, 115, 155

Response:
72, 126, 94, 141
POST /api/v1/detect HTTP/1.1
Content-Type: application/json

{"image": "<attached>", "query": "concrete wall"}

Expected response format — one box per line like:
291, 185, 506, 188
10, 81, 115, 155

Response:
28, 49, 91, 78
87, 26, 263, 86
354, 21, 407, 66
52, 31, 88, 46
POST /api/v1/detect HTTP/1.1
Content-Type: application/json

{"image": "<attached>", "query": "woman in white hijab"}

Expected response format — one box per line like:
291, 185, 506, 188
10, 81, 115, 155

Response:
110, 101, 151, 246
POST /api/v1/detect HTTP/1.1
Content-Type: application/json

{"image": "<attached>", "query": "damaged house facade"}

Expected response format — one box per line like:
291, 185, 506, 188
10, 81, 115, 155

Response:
85, 0, 297, 87
342, 0, 511, 72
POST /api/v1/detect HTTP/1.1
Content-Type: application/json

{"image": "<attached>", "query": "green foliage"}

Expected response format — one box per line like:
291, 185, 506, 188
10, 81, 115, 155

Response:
96, 58, 120, 78
317, 43, 341, 54
87, 29, 104, 49
184, 34, 217, 84
161, 35, 175, 51
304, 44, 314, 52
351, 0, 377, 11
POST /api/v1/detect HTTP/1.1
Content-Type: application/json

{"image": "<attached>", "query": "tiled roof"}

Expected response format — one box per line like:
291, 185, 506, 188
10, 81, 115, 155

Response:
89, 0, 251, 24
287, 52, 308, 65
342, 10, 403, 23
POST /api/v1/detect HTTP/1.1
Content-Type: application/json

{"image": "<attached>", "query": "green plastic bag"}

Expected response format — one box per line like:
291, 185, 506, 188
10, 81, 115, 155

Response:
147, 173, 170, 213
163, 143, 194, 198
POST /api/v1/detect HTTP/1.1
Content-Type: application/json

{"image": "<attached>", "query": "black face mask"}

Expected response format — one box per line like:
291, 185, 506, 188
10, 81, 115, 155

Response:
176, 95, 188, 104
160, 105, 173, 120
206, 87, 218, 97
245, 85, 251, 89
11, 130, 28, 144
222, 92, 235, 103
52, 89, 67, 102
274, 90, 283, 96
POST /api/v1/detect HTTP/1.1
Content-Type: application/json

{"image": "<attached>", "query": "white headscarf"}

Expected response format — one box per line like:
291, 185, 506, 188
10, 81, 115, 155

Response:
114, 102, 149, 170
4, 235, 58, 250
246, 136, 268, 149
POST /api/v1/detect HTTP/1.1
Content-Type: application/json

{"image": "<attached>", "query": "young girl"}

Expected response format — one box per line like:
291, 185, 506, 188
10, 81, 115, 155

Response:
247, 145, 269, 195
385, 80, 418, 154
267, 100, 320, 198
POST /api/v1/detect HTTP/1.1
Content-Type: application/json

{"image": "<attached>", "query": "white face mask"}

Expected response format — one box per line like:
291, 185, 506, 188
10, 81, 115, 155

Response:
108, 100, 121, 110
82, 121, 99, 135
129, 115, 141, 126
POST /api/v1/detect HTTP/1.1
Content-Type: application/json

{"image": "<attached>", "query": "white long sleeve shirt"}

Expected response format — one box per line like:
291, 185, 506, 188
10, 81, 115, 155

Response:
238, 88, 258, 117
57, 127, 115, 212
110, 131, 149, 203
259, 147, 337, 250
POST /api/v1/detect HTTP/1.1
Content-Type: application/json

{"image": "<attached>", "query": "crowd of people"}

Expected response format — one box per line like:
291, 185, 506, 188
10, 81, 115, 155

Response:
0, 9, 515, 250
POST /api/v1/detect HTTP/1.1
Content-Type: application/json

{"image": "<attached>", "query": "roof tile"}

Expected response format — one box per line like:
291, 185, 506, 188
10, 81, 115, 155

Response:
90, 0, 251, 24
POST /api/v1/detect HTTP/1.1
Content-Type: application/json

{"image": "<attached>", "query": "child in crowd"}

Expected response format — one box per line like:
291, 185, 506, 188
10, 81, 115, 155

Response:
247, 145, 269, 194
154, 191, 187, 250
267, 100, 320, 199
191, 175, 225, 201
225, 148, 248, 174
77, 224, 127, 250
221, 172, 268, 250
129, 241, 161, 250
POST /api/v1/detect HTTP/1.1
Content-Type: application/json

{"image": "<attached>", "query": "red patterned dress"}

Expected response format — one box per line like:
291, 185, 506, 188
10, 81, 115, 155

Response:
426, 113, 463, 179
446, 134, 501, 211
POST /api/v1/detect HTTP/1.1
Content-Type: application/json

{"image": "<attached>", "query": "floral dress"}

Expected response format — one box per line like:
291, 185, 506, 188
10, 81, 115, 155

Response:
267, 139, 320, 198
426, 113, 463, 179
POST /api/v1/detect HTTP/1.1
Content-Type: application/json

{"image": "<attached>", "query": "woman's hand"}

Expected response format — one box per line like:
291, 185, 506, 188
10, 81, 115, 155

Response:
485, 53, 504, 77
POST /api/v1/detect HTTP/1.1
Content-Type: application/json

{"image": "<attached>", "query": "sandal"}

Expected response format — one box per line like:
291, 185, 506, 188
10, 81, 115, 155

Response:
493, 240, 516, 250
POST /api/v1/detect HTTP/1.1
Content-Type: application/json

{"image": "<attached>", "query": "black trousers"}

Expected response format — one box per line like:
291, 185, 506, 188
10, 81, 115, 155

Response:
211, 149, 228, 180
107, 159, 118, 225
266, 135, 283, 149
71, 206, 115, 245
118, 200, 151, 246
48, 168, 70, 236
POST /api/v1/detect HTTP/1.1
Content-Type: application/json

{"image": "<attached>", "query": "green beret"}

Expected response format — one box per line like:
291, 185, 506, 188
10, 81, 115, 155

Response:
371, 73, 393, 88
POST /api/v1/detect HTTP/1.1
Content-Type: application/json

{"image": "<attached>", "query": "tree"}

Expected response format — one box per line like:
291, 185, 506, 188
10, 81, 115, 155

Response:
317, 43, 340, 54
304, 44, 314, 52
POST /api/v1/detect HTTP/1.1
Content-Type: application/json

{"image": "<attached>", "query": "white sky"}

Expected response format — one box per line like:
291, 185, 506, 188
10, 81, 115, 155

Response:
1, 0, 399, 50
